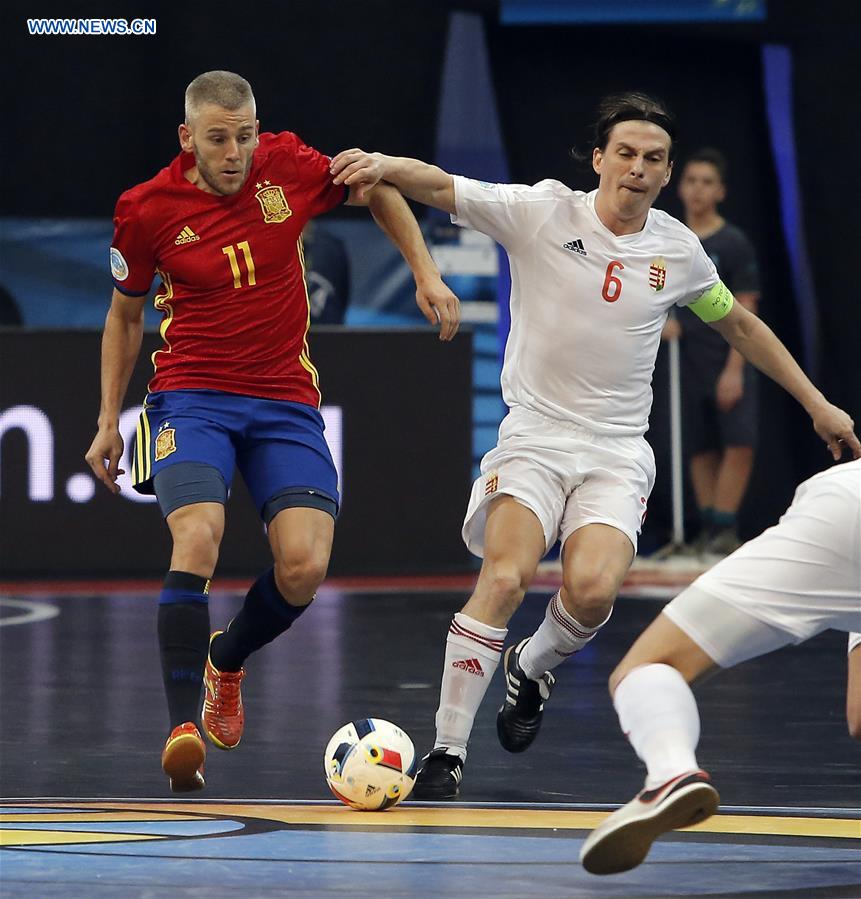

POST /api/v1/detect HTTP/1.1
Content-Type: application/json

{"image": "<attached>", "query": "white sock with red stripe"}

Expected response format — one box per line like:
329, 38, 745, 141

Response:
518, 591, 610, 679
613, 663, 701, 789
433, 612, 507, 761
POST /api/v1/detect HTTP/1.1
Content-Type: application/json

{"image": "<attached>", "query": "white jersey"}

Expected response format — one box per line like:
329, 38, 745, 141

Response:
452, 177, 719, 436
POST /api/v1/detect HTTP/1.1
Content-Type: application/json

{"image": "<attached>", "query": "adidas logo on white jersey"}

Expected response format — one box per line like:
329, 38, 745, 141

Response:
563, 238, 587, 256
175, 225, 200, 245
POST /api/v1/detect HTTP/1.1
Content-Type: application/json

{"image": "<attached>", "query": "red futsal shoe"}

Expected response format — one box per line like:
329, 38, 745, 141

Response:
202, 631, 245, 750
161, 722, 206, 793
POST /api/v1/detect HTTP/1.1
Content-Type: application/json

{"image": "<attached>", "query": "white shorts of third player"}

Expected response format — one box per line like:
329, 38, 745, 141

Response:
665, 460, 861, 667
463, 406, 656, 557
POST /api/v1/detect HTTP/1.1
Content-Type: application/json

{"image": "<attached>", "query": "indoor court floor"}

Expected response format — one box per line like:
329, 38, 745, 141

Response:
1, 578, 859, 897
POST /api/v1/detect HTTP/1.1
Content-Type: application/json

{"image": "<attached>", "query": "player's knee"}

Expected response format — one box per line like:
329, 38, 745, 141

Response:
562, 571, 617, 625
167, 506, 223, 569
481, 564, 527, 615
273, 554, 328, 600
848, 717, 861, 742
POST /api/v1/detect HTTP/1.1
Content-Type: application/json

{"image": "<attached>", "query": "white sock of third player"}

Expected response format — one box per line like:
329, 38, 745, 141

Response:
613, 663, 701, 789
433, 612, 507, 761
518, 591, 610, 679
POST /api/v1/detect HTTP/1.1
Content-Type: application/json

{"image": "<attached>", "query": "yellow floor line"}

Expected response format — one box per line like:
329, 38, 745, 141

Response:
13, 802, 856, 840
1, 829, 165, 846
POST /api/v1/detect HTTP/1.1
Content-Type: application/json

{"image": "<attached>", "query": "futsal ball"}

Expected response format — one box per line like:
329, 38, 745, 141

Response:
324, 718, 417, 810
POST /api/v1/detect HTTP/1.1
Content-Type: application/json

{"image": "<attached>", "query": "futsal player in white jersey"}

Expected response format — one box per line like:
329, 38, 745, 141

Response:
579, 459, 861, 875
330, 92, 861, 800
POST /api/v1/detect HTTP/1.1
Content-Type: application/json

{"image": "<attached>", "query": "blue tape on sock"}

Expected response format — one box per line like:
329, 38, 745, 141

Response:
159, 589, 209, 605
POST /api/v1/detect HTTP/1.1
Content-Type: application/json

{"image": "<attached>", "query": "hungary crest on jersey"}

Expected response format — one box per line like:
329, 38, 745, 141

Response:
648, 257, 667, 292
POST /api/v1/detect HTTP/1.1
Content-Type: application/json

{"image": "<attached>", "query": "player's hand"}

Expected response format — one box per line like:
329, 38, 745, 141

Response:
330, 149, 389, 201
85, 427, 125, 494
810, 402, 861, 461
415, 274, 460, 341
661, 318, 681, 342
716, 368, 743, 412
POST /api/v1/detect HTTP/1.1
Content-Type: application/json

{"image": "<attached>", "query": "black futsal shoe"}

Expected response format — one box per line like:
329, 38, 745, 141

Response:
410, 748, 464, 800
497, 638, 556, 753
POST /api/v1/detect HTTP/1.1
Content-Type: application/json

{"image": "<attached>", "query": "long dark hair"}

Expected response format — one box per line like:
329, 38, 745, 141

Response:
571, 92, 676, 164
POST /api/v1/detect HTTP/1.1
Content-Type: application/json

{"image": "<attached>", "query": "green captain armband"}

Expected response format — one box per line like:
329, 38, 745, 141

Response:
688, 280, 734, 323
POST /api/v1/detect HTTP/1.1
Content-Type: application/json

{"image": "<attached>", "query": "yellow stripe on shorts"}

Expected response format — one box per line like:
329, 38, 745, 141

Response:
142, 409, 152, 481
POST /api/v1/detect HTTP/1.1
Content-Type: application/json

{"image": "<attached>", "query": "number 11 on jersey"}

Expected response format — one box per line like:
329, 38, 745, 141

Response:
222, 241, 257, 289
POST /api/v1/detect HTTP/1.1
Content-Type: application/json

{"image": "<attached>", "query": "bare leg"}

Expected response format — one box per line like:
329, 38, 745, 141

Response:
559, 523, 634, 627
166, 501, 225, 577
212, 506, 334, 671
462, 495, 547, 627
712, 445, 754, 514
267, 506, 334, 606
689, 451, 720, 512
609, 611, 717, 695
501, 523, 634, 755
417, 496, 545, 790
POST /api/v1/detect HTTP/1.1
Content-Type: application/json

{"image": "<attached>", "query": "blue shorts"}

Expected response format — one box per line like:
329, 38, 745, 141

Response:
130, 390, 339, 518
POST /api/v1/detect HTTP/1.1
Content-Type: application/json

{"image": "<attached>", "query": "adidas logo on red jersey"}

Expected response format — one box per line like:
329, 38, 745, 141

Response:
175, 225, 200, 245
452, 658, 484, 677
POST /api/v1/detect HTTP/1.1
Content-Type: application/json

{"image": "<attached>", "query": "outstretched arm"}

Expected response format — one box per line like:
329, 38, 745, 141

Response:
709, 301, 860, 460
84, 289, 147, 493
344, 178, 460, 340
332, 149, 456, 215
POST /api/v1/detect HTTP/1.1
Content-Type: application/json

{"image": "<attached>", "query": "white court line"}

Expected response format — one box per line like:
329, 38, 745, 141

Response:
0, 597, 60, 627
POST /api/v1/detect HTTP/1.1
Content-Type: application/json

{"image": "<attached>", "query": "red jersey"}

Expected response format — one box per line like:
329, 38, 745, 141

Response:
110, 132, 346, 406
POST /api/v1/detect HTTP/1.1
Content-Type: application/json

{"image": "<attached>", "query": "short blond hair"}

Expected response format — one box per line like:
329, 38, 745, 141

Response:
184, 70, 256, 123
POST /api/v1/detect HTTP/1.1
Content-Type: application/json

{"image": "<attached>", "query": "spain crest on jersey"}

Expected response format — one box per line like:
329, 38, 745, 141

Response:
255, 183, 292, 223
648, 257, 667, 292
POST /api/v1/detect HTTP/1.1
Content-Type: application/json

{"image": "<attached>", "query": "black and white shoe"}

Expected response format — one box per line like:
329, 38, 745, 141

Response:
410, 748, 464, 800
496, 639, 555, 753
579, 770, 719, 875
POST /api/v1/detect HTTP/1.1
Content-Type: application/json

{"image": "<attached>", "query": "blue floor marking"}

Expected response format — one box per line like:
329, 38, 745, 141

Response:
1, 820, 243, 836
3, 830, 859, 898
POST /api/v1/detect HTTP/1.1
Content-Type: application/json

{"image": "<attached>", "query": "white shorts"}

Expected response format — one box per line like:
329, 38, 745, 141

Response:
665, 460, 861, 666
462, 407, 655, 557
664, 586, 797, 668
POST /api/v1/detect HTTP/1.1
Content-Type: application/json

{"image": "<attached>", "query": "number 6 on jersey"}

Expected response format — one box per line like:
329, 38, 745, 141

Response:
602, 260, 624, 303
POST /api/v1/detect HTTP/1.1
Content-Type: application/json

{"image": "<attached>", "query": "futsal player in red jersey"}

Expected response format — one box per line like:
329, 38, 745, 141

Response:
84, 70, 460, 792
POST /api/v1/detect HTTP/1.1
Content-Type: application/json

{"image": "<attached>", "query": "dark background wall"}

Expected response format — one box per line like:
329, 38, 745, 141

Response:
2, 0, 859, 550
0, 331, 473, 576
2, 0, 451, 217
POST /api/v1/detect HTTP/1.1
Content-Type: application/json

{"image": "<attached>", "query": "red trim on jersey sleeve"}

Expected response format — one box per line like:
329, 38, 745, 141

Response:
111, 191, 157, 295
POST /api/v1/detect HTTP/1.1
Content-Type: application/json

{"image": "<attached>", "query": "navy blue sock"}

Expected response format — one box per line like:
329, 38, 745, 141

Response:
699, 506, 716, 538
712, 509, 737, 530
158, 571, 211, 730
210, 567, 311, 672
